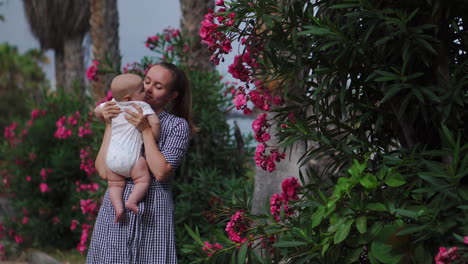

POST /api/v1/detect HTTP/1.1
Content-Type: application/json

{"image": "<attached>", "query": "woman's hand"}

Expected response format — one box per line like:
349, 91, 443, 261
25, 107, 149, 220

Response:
125, 104, 151, 132
95, 101, 121, 123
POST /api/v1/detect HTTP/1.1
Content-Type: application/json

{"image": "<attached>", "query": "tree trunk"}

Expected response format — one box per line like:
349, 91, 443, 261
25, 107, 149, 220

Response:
63, 35, 85, 95
89, 0, 121, 102
54, 49, 65, 90
251, 117, 307, 214
179, 0, 215, 72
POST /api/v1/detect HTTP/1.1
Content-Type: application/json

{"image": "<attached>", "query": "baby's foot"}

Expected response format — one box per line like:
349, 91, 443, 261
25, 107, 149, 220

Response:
115, 208, 124, 223
125, 202, 139, 215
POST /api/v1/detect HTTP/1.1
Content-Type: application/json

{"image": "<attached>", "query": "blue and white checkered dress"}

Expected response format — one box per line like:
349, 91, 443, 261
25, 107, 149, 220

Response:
87, 111, 190, 264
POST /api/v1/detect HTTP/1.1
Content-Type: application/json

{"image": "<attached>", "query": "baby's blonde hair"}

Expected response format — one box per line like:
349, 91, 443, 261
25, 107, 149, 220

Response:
111, 73, 143, 101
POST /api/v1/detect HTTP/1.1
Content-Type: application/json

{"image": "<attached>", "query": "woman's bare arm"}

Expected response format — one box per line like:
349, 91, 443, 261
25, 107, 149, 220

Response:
125, 105, 172, 182
95, 123, 112, 180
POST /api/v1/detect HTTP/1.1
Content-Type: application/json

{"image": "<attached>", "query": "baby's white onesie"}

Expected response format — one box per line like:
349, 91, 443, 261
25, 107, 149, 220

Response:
100, 99, 155, 177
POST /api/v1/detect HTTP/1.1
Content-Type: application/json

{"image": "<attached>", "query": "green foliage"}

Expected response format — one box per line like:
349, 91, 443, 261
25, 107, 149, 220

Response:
184, 0, 468, 262
0, 43, 48, 130
0, 88, 105, 251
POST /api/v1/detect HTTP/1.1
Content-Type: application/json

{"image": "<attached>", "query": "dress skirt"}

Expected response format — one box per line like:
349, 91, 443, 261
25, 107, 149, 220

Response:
86, 179, 177, 264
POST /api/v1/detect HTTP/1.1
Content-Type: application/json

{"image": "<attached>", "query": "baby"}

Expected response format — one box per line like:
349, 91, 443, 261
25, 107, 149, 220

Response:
98, 73, 159, 222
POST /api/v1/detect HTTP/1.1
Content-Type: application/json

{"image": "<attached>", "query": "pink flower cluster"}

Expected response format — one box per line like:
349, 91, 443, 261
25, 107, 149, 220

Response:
225, 210, 251, 243
435, 246, 458, 264
200, 8, 233, 65
252, 113, 271, 143
145, 35, 160, 50
70, 219, 79, 230
270, 177, 301, 222
86, 60, 99, 81
54, 117, 73, 139
80, 199, 98, 217
233, 83, 284, 115
202, 241, 223, 256
80, 147, 96, 177
252, 113, 286, 172
75, 181, 99, 193
0, 225, 23, 246
3, 122, 20, 147
77, 223, 92, 254
254, 144, 286, 173
78, 122, 92, 138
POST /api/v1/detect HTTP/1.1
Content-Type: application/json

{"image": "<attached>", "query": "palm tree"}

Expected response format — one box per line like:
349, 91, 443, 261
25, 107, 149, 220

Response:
179, 0, 215, 72
89, 0, 120, 101
22, 0, 90, 94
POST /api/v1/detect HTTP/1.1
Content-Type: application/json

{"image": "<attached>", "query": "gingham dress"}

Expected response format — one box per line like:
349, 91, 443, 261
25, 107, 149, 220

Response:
86, 111, 189, 264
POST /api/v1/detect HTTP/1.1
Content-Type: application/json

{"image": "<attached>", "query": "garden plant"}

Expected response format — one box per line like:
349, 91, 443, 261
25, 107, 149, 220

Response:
182, 0, 468, 263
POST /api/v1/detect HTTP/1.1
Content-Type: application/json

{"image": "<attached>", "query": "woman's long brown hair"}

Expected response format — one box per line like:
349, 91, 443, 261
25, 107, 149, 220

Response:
156, 62, 197, 136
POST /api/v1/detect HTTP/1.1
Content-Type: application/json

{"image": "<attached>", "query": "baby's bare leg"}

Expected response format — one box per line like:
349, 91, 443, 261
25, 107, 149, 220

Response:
126, 157, 151, 214
107, 169, 126, 222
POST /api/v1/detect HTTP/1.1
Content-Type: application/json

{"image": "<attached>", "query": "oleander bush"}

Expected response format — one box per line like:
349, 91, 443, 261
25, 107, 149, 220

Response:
0, 87, 105, 257
182, 0, 468, 263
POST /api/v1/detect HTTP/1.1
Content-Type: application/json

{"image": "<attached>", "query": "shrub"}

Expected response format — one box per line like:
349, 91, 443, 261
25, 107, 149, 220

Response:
183, 0, 468, 263
0, 88, 105, 255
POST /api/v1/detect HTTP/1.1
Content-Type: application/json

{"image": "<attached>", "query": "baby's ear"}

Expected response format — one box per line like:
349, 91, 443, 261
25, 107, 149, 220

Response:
123, 95, 131, 102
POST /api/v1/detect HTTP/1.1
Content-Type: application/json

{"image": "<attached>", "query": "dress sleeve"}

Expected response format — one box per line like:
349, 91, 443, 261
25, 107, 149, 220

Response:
160, 118, 190, 171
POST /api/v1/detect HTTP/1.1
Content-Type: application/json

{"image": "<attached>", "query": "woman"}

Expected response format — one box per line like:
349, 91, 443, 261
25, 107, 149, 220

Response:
87, 62, 196, 264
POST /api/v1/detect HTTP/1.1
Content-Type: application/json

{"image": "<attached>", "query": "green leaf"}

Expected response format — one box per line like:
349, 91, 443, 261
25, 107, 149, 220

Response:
380, 86, 402, 104
385, 172, 406, 187
273, 240, 308, 247
184, 224, 205, 247
356, 216, 367, 234
334, 219, 354, 244
237, 242, 248, 264
299, 25, 335, 36
360, 173, 378, 189
371, 241, 402, 264
329, 3, 362, 9
367, 203, 387, 212
376, 167, 388, 180
312, 206, 325, 228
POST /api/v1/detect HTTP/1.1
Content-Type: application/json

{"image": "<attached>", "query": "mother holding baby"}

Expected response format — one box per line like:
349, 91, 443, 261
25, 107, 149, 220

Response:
87, 62, 195, 264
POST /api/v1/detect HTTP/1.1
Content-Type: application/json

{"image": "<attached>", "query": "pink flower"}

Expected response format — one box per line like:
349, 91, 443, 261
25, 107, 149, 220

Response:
52, 216, 60, 225
86, 60, 99, 81
39, 183, 50, 193
78, 123, 93, 137
70, 219, 78, 230
225, 210, 250, 243
80, 199, 98, 215
464, 236, 468, 244
22, 217, 29, 224
14, 235, 23, 244
215, 0, 225, 6
202, 241, 223, 256
233, 93, 247, 109
31, 109, 41, 120
25, 175, 31, 181
40, 168, 48, 180
281, 177, 301, 201
435, 247, 458, 264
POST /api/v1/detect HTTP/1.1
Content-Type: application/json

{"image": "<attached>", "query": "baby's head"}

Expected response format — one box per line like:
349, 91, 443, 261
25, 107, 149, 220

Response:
110, 73, 145, 102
